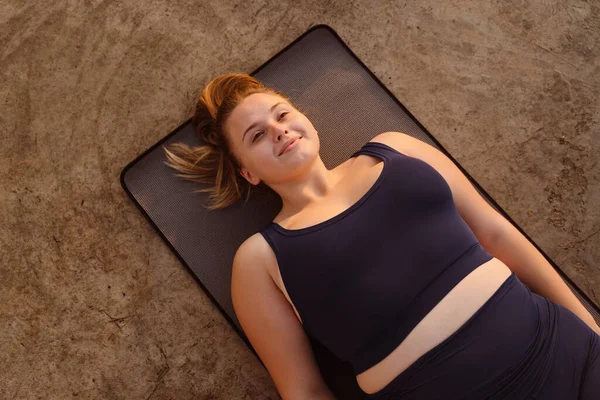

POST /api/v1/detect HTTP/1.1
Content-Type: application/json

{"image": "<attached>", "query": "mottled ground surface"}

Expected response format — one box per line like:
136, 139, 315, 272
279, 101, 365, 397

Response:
1, 1, 598, 399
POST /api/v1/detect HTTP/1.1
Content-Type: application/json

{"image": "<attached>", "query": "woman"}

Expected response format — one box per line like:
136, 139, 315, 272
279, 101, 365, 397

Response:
165, 73, 600, 399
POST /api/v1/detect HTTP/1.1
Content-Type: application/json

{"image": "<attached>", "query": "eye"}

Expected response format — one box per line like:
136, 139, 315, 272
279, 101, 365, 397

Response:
252, 112, 289, 143
252, 131, 263, 142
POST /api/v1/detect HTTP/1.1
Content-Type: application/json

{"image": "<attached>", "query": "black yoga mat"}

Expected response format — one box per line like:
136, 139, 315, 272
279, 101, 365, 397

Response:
120, 25, 600, 399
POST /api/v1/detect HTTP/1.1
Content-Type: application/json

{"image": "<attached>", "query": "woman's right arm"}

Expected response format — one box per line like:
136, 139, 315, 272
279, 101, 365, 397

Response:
231, 234, 336, 400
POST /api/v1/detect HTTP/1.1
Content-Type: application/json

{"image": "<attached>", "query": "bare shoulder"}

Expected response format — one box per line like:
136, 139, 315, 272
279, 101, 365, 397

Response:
233, 232, 273, 272
368, 131, 427, 155
369, 131, 511, 248
233, 232, 282, 283
368, 130, 460, 173
237, 231, 269, 253
231, 233, 333, 398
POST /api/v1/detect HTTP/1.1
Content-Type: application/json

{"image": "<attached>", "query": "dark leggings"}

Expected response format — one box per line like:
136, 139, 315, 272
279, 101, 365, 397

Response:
365, 273, 600, 399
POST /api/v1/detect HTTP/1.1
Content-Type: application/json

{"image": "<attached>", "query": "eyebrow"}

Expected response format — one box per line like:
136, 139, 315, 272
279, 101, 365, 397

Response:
242, 102, 286, 143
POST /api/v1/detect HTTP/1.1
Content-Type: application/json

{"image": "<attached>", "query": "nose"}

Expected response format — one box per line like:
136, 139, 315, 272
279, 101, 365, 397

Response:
269, 123, 289, 141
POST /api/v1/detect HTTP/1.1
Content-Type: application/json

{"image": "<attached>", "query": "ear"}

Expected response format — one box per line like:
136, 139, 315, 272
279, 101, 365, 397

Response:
239, 167, 261, 186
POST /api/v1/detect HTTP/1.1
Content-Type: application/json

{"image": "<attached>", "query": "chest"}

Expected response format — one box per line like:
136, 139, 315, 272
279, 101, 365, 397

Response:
275, 155, 385, 230
264, 153, 458, 324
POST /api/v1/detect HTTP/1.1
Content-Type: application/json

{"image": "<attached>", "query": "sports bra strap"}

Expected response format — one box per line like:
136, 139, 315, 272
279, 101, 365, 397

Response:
350, 141, 406, 161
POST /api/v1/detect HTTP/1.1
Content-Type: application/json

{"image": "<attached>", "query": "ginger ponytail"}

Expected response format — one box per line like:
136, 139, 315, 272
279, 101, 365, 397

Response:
163, 73, 295, 210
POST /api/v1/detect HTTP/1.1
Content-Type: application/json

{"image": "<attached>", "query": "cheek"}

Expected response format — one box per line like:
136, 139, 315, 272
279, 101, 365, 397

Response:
299, 114, 314, 127
249, 145, 277, 167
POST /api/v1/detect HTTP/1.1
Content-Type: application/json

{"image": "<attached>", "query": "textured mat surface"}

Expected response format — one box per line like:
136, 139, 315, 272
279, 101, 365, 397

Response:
121, 25, 600, 398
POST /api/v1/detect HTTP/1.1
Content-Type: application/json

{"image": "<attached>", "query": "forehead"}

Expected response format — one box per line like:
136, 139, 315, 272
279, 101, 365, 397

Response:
236, 92, 287, 113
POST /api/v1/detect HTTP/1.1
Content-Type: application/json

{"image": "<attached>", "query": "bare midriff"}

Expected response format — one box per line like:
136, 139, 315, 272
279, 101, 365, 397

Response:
355, 257, 512, 394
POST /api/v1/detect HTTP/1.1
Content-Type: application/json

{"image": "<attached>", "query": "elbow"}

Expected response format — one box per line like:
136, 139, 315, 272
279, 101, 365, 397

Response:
480, 218, 513, 254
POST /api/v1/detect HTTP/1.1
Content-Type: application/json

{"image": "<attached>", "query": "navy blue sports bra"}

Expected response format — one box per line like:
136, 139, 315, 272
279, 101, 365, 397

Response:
259, 141, 494, 374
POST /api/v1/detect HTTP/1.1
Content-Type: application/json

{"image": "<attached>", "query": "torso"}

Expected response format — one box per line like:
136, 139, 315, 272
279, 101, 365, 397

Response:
261, 150, 512, 394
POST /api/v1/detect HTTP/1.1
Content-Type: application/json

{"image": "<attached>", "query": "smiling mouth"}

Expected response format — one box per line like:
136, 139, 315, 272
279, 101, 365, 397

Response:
279, 137, 300, 156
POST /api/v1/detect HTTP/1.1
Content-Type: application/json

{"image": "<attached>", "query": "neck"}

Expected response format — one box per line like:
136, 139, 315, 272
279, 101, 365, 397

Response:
271, 157, 342, 216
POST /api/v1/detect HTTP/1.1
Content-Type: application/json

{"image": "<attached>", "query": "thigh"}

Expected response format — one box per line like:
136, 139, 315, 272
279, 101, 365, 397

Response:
535, 301, 600, 400
580, 329, 600, 400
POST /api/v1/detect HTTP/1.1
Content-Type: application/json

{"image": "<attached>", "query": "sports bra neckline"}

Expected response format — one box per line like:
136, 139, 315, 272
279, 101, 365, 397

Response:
271, 142, 394, 236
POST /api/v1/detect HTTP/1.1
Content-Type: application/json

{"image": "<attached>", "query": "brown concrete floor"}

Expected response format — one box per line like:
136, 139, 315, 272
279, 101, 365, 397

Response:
1, 0, 599, 399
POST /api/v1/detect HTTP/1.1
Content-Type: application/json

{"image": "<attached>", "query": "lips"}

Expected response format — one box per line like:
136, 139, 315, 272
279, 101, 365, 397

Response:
279, 137, 299, 156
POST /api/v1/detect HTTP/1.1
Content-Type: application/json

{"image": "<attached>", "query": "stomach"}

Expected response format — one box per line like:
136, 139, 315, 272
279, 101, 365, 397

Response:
355, 257, 513, 394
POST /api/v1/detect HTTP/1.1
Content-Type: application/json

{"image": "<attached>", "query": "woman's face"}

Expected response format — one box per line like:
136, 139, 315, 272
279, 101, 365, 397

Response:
225, 92, 319, 186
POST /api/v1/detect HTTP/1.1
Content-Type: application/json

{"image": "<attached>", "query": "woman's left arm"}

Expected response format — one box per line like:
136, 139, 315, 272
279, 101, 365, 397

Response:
485, 223, 600, 335
372, 131, 600, 335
